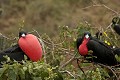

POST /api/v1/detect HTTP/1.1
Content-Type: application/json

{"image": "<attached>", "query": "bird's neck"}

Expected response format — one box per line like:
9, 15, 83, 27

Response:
82, 38, 90, 45
79, 38, 90, 56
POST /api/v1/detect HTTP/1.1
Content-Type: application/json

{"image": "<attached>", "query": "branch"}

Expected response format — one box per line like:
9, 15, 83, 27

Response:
81, 4, 119, 15
59, 70, 76, 79
59, 54, 76, 69
0, 33, 16, 41
77, 59, 86, 76
97, 63, 118, 80
32, 29, 47, 63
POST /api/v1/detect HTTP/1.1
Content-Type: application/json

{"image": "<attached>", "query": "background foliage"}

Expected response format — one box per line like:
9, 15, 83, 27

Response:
0, 0, 119, 37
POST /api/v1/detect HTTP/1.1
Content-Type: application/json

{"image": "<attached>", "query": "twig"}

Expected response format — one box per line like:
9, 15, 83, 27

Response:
77, 59, 86, 76
32, 29, 47, 63
104, 23, 112, 32
102, 4, 119, 15
81, 4, 119, 15
59, 70, 76, 79
111, 64, 120, 68
110, 26, 118, 40
45, 34, 55, 59
97, 63, 118, 80
59, 54, 76, 69
0, 33, 16, 41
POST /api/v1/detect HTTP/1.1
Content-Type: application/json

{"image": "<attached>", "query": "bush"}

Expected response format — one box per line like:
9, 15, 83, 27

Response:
0, 22, 120, 80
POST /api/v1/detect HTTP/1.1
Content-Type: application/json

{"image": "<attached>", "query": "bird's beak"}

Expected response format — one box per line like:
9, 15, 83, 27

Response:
21, 34, 26, 37
85, 34, 89, 39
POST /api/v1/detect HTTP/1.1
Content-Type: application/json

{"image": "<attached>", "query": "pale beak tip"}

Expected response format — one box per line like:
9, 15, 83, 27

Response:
21, 34, 26, 37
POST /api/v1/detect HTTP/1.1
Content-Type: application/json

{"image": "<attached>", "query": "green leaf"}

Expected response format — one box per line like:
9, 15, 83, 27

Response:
18, 68, 25, 80
0, 67, 7, 77
8, 68, 16, 80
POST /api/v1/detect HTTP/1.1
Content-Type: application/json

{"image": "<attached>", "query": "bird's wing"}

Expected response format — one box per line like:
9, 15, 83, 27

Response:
0, 44, 25, 61
113, 48, 120, 56
113, 24, 120, 35
91, 37, 112, 49
76, 37, 83, 49
3, 44, 20, 53
87, 40, 117, 65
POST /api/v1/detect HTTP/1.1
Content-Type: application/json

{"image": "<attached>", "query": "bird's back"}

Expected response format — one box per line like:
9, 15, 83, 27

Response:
87, 40, 118, 66
0, 44, 25, 62
113, 24, 120, 35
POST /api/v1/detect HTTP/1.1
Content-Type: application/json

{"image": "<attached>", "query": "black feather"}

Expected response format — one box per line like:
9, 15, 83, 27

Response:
113, 48, 120, 56
113, 24, 120, 35
76, 32, 119, 66
87, 40, 117, 66
0, 44, 29, 64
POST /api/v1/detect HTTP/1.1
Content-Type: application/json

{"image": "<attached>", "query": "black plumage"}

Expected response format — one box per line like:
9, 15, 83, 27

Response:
19, 31, 27, 38
87, 40, 117, 65
112, 16, 120, 35
95, 31, 102, 39
112, 16, 120, 25
113, 48, 120, 56
76, 32, 119, 66
0, 31, 30, 66
0, 44, 29, 62
113, 24, 120, 35
0, 44, 23, 66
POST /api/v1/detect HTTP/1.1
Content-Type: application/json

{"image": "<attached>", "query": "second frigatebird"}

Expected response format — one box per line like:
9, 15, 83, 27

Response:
76, 31, 119, 66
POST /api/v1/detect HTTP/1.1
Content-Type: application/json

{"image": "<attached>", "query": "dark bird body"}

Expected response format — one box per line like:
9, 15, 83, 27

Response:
112, 16, 120, 35
77, 32, 119, 66
113, 24, 120, 35
0, 44, 25, 61
0, 44, 29, 67
113, 48, 120, 56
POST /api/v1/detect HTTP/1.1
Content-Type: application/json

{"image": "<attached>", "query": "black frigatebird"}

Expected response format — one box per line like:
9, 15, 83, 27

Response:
0, 31, 43, 65
76, 31, 119, 66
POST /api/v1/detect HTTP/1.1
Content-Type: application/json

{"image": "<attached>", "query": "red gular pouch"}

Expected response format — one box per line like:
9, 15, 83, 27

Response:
79, 38, 90, 56
18, 34, 42, 61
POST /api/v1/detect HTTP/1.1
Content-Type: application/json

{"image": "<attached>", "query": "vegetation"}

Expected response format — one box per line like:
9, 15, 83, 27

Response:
0, 0, 120, 80
0, 23, 120, 80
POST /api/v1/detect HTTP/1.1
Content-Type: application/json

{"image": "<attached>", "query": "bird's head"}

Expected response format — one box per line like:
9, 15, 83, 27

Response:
78, 32, 91, 56
112, 16, 120, 25
95, 31, 102, 39
19, 31, 27, 38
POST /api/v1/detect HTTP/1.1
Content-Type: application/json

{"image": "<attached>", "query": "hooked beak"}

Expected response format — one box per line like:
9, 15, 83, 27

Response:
85, 34, 89, 39
21, 33, 26, 37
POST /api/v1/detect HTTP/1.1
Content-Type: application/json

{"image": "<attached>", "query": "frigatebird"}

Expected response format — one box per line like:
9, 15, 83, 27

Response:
76, 31, 119, 66
0, 31, 43, 65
